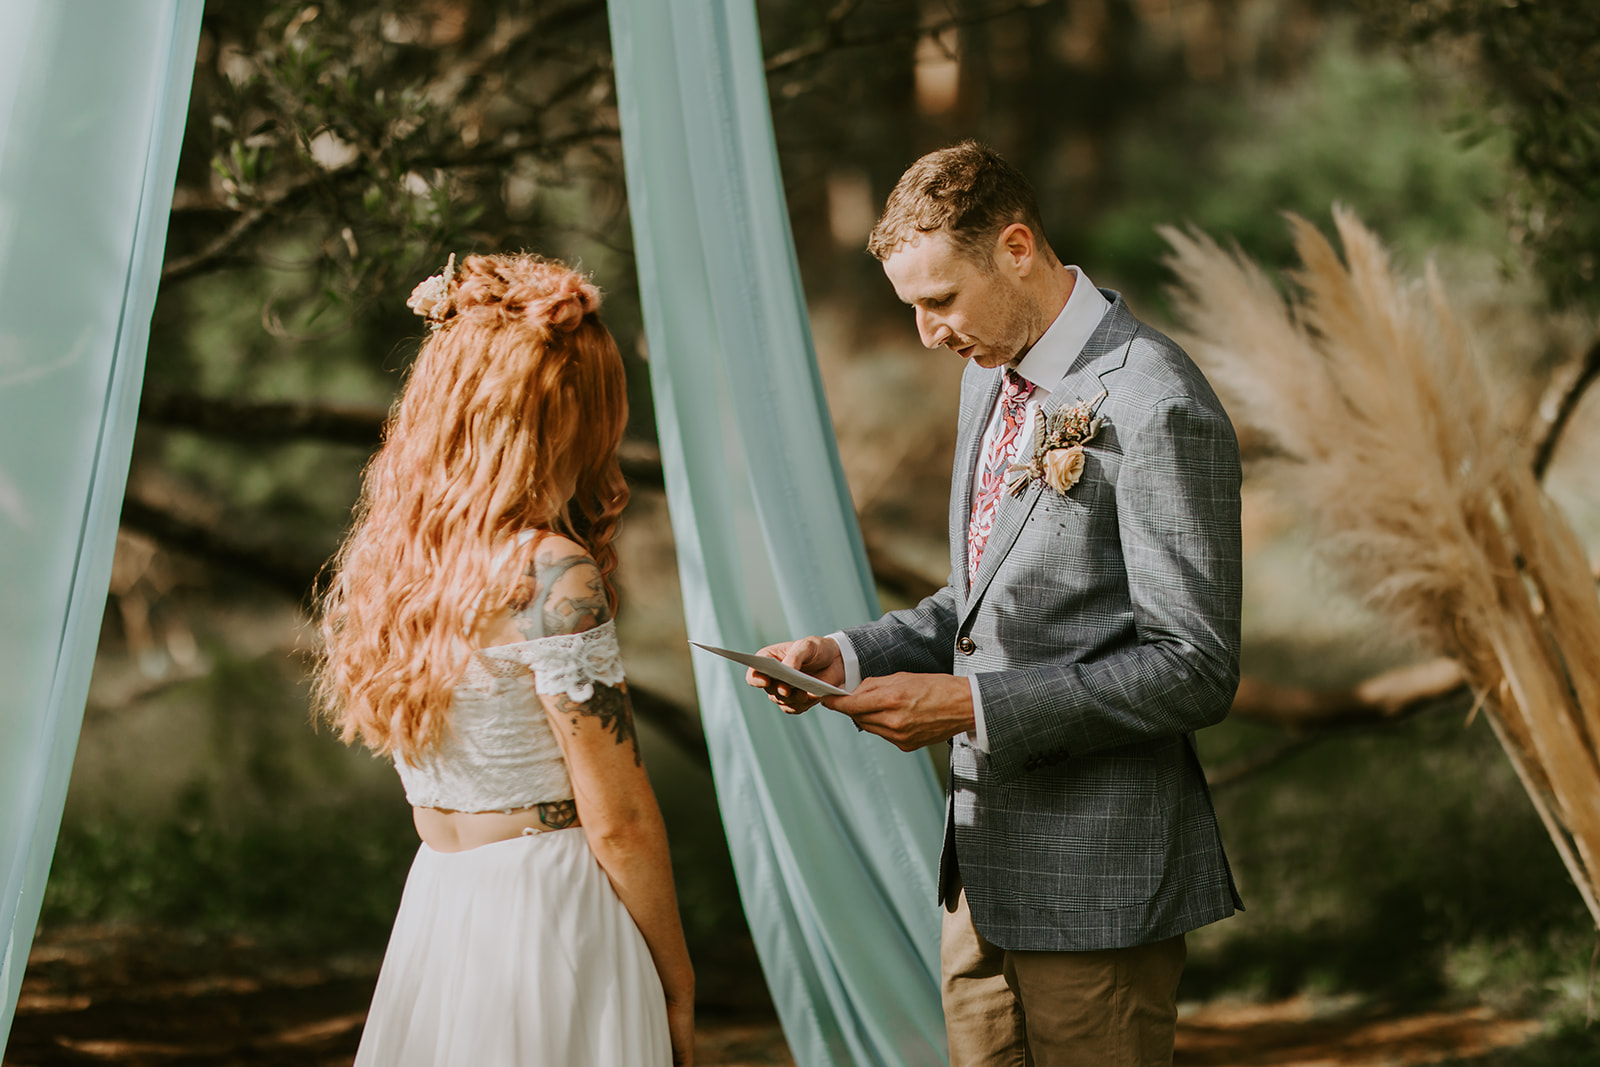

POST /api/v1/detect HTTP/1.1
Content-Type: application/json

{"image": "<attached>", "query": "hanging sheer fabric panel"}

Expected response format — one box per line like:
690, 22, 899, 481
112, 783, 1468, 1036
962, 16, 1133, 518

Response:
0, 0, 203, 1051
607, 1, 949, 1064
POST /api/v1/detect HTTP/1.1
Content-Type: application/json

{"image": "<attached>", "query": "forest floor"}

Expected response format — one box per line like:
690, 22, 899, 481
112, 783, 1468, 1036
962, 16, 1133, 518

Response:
2, 925, 1549, 1067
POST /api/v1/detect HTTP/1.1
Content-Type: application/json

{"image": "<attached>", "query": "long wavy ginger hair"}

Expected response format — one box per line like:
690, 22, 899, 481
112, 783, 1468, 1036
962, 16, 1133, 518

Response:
316, 254, 629, 762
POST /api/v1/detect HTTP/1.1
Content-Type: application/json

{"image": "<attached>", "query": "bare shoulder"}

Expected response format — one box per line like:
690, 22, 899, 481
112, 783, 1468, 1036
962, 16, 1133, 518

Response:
521, 536, 639, 766
515, 534, 611, 639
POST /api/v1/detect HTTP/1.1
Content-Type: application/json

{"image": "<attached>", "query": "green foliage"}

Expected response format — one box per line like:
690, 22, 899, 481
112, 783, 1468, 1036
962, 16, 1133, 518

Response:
1361, 0, 1600, 306
42, 635, 409, 949
43, 793, 417, 952
171, 0, 629, 333
1085, 22, 1516, 310
194, 2, 543, 310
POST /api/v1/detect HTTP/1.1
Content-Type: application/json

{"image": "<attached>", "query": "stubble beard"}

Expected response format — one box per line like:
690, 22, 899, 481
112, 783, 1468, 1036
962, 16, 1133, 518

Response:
939, 272, 1043, 369
995, 287, 1044, 369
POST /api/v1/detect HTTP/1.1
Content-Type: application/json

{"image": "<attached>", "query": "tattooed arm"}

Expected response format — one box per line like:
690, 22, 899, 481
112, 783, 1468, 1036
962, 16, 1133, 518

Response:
512, 537, 613, 640
524, 536, 694, 1064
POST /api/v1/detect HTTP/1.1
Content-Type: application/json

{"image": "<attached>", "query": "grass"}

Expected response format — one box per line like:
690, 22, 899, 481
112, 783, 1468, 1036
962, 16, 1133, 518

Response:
42, 789, 418, 954
1187, 703, 1596, 1021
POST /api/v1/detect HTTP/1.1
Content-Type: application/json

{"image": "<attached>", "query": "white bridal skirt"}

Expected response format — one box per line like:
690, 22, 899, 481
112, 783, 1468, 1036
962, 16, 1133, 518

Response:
353, 827, 671, 1066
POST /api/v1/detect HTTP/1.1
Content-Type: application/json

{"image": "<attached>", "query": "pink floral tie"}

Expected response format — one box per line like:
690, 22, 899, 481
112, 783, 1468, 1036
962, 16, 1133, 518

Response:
967, 369, 1035, 582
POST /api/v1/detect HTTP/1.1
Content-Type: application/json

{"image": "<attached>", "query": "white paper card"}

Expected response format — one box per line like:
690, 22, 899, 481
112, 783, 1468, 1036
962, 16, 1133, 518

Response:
690, 641, 850, 696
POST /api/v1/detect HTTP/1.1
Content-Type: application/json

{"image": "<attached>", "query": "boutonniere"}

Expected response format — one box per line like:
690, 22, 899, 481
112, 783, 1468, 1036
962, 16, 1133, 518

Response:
1006, 389, 1107, 496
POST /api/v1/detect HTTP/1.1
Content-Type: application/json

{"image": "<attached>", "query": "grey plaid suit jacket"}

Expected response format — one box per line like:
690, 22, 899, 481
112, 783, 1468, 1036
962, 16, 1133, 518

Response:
844, 293, 1243, 952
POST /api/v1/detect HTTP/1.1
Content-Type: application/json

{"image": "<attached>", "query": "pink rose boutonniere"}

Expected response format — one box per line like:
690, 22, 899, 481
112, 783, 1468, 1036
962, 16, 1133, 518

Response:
1006, 390, 1107, 496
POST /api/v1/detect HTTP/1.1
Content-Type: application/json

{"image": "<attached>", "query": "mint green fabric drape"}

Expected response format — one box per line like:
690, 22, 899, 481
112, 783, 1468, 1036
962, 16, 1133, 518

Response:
608, 2, 949, 1063
0, 1, 203, 1051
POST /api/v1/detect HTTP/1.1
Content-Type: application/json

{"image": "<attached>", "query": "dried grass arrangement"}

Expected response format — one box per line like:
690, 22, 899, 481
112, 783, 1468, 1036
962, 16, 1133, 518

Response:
1163, 208, 1600, 927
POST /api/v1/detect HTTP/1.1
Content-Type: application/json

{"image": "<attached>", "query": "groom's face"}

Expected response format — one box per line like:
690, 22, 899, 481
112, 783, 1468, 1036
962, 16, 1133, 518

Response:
882, 229, 1033, 369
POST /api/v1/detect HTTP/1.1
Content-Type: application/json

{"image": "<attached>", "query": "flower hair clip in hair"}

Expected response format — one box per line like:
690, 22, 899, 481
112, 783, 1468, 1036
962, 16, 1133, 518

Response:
407, 253, 458, 331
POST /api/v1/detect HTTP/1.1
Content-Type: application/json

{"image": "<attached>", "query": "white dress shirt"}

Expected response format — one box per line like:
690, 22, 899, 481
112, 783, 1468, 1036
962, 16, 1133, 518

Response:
831, 267, 1111, 750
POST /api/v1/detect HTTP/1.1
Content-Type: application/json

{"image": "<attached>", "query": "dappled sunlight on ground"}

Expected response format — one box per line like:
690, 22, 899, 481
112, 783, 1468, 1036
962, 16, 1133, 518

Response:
4, 925, 789, 1067
1176, 995, 1543, 1066
6, 926, 1551, 1067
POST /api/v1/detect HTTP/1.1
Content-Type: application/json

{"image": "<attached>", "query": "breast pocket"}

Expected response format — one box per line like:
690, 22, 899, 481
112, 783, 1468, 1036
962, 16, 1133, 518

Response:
1025, 460, 1116, 563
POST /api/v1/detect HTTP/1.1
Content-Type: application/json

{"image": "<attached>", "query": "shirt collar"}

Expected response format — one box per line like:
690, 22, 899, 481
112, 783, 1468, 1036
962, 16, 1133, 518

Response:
1011, 266, 1110, 391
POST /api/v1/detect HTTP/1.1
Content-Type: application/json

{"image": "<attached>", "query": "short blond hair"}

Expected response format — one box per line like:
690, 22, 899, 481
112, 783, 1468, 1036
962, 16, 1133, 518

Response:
867, 140, 1050, 267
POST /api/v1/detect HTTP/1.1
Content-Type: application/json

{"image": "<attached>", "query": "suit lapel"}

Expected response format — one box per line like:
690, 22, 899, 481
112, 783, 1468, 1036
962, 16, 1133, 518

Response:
1046, 295, 1138, 414
958, 295, 1140, 624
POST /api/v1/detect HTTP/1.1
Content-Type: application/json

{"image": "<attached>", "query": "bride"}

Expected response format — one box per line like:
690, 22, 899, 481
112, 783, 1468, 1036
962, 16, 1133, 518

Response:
316, 253, 693, 1065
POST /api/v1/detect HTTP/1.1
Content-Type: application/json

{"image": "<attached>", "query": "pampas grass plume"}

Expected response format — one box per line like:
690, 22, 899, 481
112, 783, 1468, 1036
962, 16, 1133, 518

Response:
1163, 208, 1600, 926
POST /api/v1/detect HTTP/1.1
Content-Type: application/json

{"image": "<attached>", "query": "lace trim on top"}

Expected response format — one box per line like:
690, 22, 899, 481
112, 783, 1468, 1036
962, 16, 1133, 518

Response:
394, 621, 625, 814
473, 619, 625, 703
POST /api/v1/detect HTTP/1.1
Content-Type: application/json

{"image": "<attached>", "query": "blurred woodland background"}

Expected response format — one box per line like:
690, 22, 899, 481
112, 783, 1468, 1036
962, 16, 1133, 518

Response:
9, 0, 1600, 1064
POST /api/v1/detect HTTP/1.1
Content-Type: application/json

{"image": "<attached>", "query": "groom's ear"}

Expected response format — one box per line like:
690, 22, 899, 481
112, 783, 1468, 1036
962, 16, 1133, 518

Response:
996, 222, 1036, 277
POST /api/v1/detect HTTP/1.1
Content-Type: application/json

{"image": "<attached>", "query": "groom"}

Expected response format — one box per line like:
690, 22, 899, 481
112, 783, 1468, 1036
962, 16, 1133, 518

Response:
749, 141, 1242, 1065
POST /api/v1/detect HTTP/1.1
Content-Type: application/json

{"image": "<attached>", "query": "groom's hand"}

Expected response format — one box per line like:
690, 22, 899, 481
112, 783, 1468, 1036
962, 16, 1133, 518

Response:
822, 673, 975, 751
745, 636, 844, 714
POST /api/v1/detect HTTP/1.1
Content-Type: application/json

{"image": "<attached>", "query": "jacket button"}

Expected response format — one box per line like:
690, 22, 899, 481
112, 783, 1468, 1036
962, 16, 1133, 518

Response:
957, 636, 976, 655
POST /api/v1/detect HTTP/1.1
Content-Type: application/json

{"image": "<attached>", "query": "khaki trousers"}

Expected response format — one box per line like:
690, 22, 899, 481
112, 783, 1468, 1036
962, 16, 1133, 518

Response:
941, 883, 1186, 1067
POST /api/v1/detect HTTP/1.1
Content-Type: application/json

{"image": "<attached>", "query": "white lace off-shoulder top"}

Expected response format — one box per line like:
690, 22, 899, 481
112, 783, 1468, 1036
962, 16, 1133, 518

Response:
393, 620, 626, 813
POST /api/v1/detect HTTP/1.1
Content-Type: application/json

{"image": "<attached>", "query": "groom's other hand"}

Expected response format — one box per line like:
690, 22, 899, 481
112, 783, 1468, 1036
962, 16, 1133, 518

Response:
745, 636, 844, 714
822, 673, 975, 751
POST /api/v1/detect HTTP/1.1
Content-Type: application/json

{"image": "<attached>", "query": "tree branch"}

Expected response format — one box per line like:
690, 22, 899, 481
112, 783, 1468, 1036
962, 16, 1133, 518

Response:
120, 448, 1479, 783
161, 124, 620, 287
136, 391, 664, 486
407, 123, 621, 175
133, 389, 937, 604
119, 494, 315, 606
161, 2, 613, 288
1532, 331, 1600, 479
763, 0, 866, 74
161, 173, 325, 285
139, 392, 387, 447
1228, 657, 1467, 730
423, 0, 605, 104
765, 0, 1051, 75
1206, 661, 1475, 789
856, 541, 1482, 749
